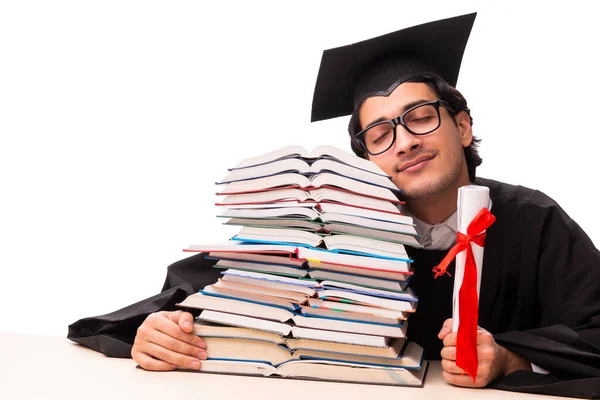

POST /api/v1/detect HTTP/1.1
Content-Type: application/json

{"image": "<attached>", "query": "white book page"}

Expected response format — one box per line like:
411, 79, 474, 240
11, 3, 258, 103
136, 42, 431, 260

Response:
231, 146, 309, 169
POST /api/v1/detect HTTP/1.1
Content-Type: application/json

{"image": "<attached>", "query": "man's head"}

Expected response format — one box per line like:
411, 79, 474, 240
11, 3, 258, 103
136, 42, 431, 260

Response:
347, 76, 482, 199
311, 13, 480, 200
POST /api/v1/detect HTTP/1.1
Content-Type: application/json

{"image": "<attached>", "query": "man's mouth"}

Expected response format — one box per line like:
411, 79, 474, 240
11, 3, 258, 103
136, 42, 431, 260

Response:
398, 155, 436, 173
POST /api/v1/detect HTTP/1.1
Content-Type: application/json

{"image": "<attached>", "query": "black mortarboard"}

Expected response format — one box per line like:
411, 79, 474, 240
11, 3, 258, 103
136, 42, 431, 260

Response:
311, 13, 477, 122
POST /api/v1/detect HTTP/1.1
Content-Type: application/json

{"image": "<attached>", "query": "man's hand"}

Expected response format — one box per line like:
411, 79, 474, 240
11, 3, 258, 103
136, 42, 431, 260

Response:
131, 311, 207, 371
438, 318, 532, 387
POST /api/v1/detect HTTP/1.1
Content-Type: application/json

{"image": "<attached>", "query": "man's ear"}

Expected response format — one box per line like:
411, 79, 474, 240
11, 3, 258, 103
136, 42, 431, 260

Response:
456, 110, 473, 147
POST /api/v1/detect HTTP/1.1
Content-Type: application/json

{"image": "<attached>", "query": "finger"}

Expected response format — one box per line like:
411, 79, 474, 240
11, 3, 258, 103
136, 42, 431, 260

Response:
141, 341, 202, 370
438, 318, 454, 339
477, 329, 495, 346
440, 345, 456, 361
132, 349, 177, 371
144, 328, 207, 360
442, 371, 487, 388
177, 312, 195, 333
443, 332, 457, 347
476, 343, 498, 363
441, 358, 465, 375
147, 314, 207, 349
162, 310, 196, 334
160, 310, 184, 322
441, 327, 493, 348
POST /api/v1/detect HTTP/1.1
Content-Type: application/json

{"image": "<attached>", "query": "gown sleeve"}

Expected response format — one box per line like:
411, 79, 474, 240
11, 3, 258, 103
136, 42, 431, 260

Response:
491, 192, 600, 398
67, 253, 220, 358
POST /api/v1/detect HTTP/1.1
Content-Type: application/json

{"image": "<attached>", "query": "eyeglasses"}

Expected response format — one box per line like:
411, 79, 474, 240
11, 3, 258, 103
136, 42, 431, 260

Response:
356, 100, 455, 156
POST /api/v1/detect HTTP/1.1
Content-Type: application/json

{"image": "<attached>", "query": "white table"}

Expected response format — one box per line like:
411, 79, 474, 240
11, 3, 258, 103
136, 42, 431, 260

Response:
0, 332, 572, 399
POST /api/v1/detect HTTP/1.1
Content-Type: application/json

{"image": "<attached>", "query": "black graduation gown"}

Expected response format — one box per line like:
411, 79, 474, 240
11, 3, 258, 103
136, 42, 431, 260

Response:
68, 178, 600, 398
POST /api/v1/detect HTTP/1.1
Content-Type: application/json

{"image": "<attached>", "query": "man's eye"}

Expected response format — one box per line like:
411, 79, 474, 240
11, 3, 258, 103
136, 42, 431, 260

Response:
373, 131, 390, 143
409, 116, 434, 124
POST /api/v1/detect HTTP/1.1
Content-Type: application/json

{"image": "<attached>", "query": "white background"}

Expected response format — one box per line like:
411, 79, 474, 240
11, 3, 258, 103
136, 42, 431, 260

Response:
1, 1, 599, 337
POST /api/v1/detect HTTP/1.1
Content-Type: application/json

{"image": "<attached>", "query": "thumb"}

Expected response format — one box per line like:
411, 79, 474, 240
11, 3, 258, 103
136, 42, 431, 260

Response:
177, 311, 194, 333
438, 318, 453, 339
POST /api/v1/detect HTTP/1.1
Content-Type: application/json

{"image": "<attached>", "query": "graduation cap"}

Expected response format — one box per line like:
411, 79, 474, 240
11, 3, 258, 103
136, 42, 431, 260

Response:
311, 12, 477, 122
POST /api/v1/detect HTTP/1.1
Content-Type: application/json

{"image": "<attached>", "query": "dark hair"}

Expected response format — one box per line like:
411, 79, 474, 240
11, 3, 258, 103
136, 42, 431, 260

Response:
347, 75, 482, 182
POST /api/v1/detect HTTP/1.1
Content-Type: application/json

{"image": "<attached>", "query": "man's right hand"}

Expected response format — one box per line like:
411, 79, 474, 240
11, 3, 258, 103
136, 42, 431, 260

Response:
131, 310, 207, 371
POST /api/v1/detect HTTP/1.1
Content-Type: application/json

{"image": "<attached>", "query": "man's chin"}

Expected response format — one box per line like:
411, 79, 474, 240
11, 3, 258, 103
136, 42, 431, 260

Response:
397, 178, 449, 200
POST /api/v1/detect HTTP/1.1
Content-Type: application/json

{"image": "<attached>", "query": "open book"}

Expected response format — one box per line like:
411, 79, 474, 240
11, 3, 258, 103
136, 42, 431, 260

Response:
230, 145, 384, 175
213, 269, 417, 303
185, 243, 413, 275
184, 321, 428, 386
195, 358, 428, 387
203, 250, 413, 282
217, 172, 401, 199
222, 203, 414, 226
219, 158, 397, 192
193, 322, 406, 357
219, 208, 419, 241
212, 259, 411, 291
231, 227, 411, 261
181, 294, 412, 337
216, 187, 403, 213
220, 267, 411, 295
199, 332, 423, 368
223, 218, 420, 247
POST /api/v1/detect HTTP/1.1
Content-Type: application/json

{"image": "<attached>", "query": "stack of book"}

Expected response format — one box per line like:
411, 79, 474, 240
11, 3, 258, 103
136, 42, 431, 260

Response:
179, 145, 428, 386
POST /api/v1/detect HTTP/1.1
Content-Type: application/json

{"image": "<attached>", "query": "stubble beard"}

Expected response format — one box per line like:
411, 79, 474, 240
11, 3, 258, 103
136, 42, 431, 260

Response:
397, 148, 465, 201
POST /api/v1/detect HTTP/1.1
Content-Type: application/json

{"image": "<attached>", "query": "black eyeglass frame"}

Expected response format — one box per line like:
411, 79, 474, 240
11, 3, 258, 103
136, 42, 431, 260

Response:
356, 99, 455, 156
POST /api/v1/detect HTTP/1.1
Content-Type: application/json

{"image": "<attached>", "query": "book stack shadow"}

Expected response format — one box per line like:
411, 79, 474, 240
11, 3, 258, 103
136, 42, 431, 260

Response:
179, 145, 429, 386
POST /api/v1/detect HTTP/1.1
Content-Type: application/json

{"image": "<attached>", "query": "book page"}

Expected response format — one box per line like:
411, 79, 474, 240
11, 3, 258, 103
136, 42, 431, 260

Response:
310, 145, 389, 177
198, 359, 276, 377
221, 158, 311, 183
197, 310, 293, 336
310, 159, 396, 189
276, 359, 426, 386
231, 146, 309, 170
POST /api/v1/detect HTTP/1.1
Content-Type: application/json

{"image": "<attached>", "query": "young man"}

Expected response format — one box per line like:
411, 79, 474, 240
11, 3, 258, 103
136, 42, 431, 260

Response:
68, 13, 600, 397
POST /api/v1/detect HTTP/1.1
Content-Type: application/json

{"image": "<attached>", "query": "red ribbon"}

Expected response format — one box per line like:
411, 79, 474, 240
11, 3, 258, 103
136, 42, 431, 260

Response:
432, 207, 496, 382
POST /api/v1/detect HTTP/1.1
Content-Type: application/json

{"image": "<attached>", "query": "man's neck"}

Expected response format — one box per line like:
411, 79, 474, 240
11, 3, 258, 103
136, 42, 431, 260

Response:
405, 174, 471, 225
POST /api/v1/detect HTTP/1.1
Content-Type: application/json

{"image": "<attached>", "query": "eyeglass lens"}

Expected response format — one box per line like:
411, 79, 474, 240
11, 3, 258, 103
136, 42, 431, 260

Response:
362, 103, 440, 154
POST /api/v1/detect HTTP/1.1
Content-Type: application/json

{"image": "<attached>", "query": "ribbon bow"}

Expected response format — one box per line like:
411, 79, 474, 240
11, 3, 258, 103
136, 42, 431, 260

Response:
432, 207, 496, 382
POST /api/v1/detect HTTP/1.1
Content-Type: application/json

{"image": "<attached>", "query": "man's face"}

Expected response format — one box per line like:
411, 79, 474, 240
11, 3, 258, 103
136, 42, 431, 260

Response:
358, 82, 472, 200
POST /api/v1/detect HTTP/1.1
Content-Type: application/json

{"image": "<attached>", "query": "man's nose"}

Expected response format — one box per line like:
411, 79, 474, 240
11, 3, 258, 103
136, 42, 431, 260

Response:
392, 125, 422, 155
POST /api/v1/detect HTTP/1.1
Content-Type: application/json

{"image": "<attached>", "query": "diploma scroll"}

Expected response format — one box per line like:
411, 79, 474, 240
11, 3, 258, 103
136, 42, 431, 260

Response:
452, 185, 491, 332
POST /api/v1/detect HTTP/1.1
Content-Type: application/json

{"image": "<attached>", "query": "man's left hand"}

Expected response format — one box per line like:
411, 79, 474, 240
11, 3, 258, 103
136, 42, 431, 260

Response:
438, 318, 532, 388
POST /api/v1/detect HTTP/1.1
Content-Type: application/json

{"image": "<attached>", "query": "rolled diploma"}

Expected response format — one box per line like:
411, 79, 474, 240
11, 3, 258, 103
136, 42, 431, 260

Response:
452, 185, 491, 333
